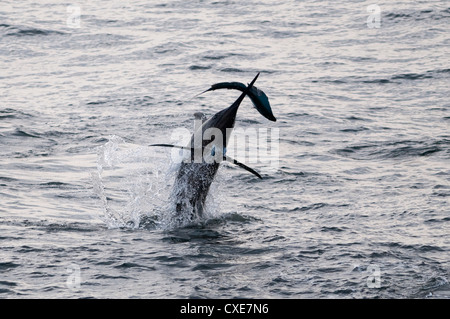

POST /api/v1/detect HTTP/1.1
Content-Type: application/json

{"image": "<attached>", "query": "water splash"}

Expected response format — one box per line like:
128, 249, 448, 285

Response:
91, 135, 173, 229
91, 135, 224, 230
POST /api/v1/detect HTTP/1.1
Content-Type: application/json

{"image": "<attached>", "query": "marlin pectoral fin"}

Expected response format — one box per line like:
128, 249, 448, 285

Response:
149, 143, 187, 149
149, 144, 197, 155
150, 144, 262, 179
224, 155, 262, 179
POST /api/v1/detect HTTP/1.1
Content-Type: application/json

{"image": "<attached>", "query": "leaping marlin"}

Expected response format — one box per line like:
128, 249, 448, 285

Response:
151, 73, 276, 225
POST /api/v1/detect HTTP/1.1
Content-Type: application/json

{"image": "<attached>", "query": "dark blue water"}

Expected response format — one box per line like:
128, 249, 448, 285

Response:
0, 1, 449, 298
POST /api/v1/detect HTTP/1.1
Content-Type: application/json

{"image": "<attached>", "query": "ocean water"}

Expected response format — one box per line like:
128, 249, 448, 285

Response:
0, 0, 449, 298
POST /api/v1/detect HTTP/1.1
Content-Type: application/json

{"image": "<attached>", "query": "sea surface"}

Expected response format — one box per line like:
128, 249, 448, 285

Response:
0, 0, 449, 298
